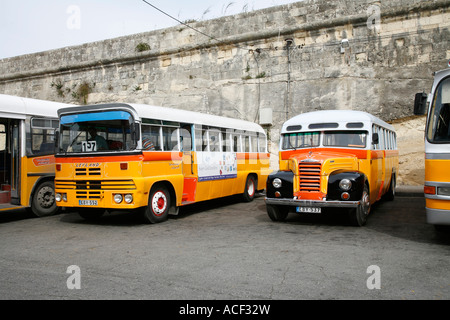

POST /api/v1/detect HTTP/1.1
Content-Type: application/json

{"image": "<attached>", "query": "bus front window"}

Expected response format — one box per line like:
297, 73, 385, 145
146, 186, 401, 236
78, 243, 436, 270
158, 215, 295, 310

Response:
323, 131, 367, 148
428, 77, 450, 143
282, 132, 320, 150
59, 111, 135, 153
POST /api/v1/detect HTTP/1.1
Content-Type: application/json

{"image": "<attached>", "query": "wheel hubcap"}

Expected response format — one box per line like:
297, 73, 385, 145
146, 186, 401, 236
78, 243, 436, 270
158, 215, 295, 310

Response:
248, 181, 255, 197
152, 191, 167, 216
37, 186, 54, 209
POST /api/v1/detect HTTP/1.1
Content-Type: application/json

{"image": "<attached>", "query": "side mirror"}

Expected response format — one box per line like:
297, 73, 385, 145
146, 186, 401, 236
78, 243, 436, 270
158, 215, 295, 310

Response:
414, 92, 428, 115
372, 133, 379, 145
54, 129, 60, 151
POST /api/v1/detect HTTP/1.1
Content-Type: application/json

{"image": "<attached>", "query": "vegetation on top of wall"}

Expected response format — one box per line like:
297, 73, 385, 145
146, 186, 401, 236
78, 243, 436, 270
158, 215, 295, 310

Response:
136, 43, 151, 52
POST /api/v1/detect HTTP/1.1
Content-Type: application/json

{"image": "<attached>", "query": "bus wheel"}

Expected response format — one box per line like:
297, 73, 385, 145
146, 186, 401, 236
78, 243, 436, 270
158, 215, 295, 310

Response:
31, 181, 58, 217
349, 185, 371, 227
242, 175, 256, 202
142, 186, 170, 224
267, 204, 289, 222
78, 209, 105, 221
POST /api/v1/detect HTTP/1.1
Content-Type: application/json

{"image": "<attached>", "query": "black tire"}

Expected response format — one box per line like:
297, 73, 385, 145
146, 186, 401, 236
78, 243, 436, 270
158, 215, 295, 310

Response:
142, 186, 171, 224
242, 175, 256, 202
349, 184, 371, 227
78, 208, 105, 221
267, 204, 289, 222
31, 181, 59, 217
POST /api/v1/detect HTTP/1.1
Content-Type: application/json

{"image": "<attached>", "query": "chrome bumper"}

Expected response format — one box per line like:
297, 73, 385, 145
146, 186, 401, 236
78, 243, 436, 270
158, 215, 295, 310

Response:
265, 197, 361, 208
426, 208, 450, 225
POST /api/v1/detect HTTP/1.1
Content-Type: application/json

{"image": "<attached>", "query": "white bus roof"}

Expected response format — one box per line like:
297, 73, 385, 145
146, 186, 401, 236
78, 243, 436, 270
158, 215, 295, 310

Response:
281, 110, 395, 134
58, 103, 266, 134
0, 94, 72, 119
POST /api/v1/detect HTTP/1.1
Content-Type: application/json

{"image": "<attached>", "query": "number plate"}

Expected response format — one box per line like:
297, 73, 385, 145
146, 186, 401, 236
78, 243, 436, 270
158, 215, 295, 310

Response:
79, 200, 98, 206
296, 207, 321, 214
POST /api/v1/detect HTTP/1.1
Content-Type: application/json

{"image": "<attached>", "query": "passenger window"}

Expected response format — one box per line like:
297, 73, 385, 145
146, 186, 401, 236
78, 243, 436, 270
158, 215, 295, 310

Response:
243, 135, 250, 152
141, 125, 161, 151
232, 134, 241, 152
180, 125, 192, 151
162, 127, 179, 151
30, 118, 59, 155
250, 135, 258, 153
208, 129, 221, 152
222, 130, 231, 152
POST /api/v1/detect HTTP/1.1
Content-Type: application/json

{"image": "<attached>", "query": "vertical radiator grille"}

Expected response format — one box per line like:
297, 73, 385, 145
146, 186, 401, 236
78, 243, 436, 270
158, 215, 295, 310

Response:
299, 161, 321, 192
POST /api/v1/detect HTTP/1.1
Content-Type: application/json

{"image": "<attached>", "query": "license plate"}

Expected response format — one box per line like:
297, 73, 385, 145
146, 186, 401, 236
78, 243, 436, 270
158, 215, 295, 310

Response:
79, 200, 98, 206
296, 207, 321, 213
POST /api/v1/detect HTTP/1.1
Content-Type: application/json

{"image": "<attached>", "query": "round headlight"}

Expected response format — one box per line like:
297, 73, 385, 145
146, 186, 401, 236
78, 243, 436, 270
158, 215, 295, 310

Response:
273, 178, 282, 189
124, 194, 133, 204
339, 179, 352, 191
55, 193, 62, 202
114, 194, 123, 204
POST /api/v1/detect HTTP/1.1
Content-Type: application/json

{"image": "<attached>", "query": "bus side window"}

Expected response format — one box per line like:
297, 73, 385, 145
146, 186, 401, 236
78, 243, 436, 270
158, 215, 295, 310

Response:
180, 125, 192, 152
222, 130, 231, 152
208, 129, 221, 152
194, 128, 206, 152
258, 133, 267, 153
250, 134, 258, 153
30, 118, 58, 155
162, 127, 179, 151
142, 125, 162, 151
232, 134, 241, 152
243, 135, 250, 152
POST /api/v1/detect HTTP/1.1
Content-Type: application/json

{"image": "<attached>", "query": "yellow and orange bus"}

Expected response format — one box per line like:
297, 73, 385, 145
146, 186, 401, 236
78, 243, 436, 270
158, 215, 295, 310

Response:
265, 110, 399, 226
414, 63, 450, 229
54, 103, 270, 223
0, 94, 71, 216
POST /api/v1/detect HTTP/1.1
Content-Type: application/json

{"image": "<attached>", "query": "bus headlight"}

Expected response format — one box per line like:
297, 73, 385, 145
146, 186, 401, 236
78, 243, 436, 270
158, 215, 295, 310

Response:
273, 178, 282, 189
55, 193, 62, 202
124, 194, 133, 204
339, 179, 352, 191
113, 194, 123, 204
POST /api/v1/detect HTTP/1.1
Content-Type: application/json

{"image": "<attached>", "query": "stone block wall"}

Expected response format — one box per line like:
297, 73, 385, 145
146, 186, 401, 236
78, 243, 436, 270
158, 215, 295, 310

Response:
0, 0, 449, 177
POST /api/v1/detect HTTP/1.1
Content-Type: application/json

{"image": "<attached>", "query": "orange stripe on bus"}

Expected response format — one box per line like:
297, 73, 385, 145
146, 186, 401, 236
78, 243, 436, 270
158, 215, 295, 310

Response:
143, 151, 182, 161
280, 148, 369, 160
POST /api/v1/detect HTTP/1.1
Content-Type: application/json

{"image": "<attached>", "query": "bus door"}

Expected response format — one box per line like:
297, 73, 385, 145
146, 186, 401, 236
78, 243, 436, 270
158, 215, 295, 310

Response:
180, 124, 197, 204
10, 119, 21, 203
0, 118, 20, 205
371, 126, 384, 202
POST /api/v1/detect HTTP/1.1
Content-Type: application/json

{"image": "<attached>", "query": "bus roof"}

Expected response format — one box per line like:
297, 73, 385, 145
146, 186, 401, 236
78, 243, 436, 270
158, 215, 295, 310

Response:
281, 110, 394, 134
58, 103, 266, 134
0, 94, 72, 119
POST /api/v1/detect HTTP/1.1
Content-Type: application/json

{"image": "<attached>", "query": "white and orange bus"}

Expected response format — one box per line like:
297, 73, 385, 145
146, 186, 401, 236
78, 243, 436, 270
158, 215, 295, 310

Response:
54, 103, 270, 223
265, 110, 399, 226
414, 62, 450, 229
0, 94, 71, 216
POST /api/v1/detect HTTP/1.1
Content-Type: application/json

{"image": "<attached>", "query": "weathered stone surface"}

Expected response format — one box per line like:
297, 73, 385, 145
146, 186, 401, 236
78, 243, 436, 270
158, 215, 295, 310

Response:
0, 0, 448, 181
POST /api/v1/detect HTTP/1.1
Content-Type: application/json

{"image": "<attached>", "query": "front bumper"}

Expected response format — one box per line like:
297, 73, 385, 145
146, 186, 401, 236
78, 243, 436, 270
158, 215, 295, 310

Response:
265, 197, 361, 208
426, 208, 450, 225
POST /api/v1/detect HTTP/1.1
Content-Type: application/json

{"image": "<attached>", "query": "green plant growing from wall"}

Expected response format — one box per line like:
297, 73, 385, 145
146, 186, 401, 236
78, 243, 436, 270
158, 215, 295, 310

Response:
50, 80, 65, 97
136, 43, 151, 52
71, 81, 94, 105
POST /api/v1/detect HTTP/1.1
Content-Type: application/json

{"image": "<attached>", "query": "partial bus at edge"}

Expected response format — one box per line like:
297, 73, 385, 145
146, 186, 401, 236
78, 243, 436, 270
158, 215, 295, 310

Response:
414, 62, 450, 230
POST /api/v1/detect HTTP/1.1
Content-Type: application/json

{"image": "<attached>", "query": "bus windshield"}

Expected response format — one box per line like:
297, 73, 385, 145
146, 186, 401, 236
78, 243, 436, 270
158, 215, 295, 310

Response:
282, 131, 367, 150
59, 110, 135, 153
427, 77, 450, 143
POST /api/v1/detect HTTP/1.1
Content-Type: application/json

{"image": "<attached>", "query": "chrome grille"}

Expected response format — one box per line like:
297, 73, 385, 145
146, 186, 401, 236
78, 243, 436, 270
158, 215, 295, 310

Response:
299, 161, 321, 192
